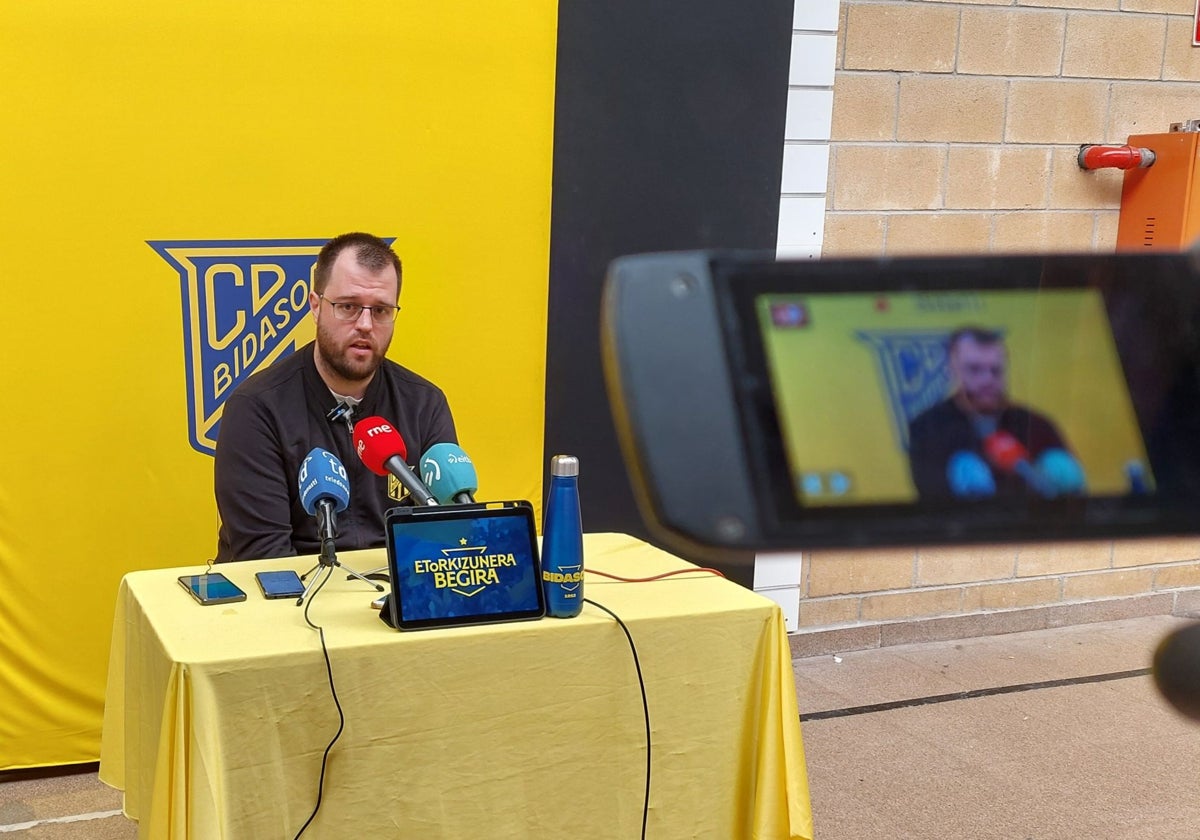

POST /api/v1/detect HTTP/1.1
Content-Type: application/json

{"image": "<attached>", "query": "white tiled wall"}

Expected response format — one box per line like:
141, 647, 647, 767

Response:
792, 0, 838, 31
758, 0, 840, 631
775, 0, 838, 265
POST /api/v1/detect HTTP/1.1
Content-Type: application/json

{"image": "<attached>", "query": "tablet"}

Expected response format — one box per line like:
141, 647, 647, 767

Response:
384, 501, 546, 630
602, 249, 1200, 555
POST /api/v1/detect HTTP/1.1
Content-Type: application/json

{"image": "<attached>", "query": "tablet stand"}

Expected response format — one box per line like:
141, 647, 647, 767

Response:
297, 508, 384, 606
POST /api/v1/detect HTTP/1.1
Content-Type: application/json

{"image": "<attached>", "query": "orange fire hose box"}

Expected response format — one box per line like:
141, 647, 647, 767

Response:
1111, 121, 1200, 250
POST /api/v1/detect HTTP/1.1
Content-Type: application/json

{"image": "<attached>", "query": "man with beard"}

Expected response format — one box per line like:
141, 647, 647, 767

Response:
907, 326, 1075, 500
213, 232, 458, 562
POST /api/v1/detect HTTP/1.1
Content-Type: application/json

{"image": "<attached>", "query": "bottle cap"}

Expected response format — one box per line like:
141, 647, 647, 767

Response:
550, 454, 579, 477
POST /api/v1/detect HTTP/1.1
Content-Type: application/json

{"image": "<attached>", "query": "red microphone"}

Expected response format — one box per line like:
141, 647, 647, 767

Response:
982, 431, 1054, 497
982, 431, 1028, 473
351, 416, 438, 506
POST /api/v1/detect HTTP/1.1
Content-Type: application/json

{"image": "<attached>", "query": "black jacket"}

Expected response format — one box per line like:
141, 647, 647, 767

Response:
908, 397, 1067, 500
213, 342, 457, 562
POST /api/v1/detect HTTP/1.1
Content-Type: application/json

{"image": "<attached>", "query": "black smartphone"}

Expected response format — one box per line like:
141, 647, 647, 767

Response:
255, 569, 306, 599
178, 573, 247, 605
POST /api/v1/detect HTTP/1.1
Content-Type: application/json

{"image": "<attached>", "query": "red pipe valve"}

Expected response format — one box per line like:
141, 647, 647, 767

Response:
1077, 144, 1156, 171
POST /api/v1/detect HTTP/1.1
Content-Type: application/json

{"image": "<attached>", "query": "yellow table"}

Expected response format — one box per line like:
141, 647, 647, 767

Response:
99, 533, 812, 839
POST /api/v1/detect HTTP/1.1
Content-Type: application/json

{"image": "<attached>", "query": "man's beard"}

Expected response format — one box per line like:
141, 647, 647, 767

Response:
316, 322, 385, 383
962, 391, 1006, 415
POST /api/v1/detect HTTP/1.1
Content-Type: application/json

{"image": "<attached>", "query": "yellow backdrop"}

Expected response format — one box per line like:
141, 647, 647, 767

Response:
0, 1, 556, 768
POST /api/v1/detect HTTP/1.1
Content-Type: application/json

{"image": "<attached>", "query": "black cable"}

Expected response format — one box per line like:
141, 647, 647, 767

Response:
584, 597, 650, 840
293, 566, 345, 840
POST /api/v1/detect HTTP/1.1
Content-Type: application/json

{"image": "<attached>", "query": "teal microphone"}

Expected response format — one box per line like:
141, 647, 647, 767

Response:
420, 443, 479, 504
1036, 448, 1087, 495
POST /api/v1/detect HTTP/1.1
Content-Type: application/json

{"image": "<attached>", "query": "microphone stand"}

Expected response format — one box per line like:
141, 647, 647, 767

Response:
357, 494, 475, 580
297, 502, 384, 606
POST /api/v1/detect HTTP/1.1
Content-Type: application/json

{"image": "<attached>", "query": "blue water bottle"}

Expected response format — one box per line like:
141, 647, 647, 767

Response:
542, 454, 584, 618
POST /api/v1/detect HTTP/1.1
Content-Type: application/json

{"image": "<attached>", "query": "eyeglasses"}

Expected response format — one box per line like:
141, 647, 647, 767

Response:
319, 295, 401, 324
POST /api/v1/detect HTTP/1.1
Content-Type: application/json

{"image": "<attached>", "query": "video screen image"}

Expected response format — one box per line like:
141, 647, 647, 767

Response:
756, 288, 1153, 506
389, 513, 541, 622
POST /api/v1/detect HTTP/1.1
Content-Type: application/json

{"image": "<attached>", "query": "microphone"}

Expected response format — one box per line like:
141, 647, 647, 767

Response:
351, 416, 438, 506
1153, 623, 1200, 722
1125, 459, 1149, 495
982, 431, 1056, 498
298, 447, 351, 546
1036, 448, 1086, 495
326, 401, 356, 436
295, 447, 384, 601
946, 451, 996, 498
420, 443, 479, 504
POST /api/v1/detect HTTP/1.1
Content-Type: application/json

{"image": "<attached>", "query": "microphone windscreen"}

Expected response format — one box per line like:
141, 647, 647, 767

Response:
946, 451, 996, 498
298, 447, 351, 515
1036, 448, 1086, 494
1125, 460, 1149, 495
420, 443, 479, 503
1153, 623, 1200, 722
352, 416, 408, 476
983, 431, 1029, 472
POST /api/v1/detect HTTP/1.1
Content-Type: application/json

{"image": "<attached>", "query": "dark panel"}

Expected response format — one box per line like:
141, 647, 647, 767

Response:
545, 0, 793, 587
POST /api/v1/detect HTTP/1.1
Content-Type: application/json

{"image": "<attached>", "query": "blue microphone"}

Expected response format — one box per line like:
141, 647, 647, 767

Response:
1125, 459, 1149, 495
946, 451, 996, 498
298, 447, 350, 543
420, 443, 479, 504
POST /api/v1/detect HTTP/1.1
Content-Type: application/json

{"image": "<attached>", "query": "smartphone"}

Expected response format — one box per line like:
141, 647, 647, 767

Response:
178, 573, 247, 605
255, 569, 306, 599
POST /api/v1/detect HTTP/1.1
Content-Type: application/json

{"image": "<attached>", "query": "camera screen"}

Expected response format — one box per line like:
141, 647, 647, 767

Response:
755, 287, 1152, 507
602, 249, 1200, 554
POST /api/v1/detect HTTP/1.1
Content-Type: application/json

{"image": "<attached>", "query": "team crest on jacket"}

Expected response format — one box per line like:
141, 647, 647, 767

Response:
150, 239, 326, 455
856, 331, 952, 452
387, 474, 410, 502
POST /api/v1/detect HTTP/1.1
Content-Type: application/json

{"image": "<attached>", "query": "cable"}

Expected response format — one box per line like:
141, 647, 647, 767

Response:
584, 597, 650, 840
586, 566, 725, 583
293, 566, 345, 840
287, 564, 710, 836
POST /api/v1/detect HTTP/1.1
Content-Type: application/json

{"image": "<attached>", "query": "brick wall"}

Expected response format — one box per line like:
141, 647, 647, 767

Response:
825, 0, 1200, 257
788, 0, 1200, 655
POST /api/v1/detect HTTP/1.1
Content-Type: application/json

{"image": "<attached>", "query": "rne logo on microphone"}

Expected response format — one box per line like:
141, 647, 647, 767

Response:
151, 237, 394, 456
366, 424, 392, 437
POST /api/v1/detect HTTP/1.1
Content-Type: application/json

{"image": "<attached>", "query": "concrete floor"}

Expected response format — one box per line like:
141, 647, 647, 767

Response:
796, 614, 1200, 840
2, 613, 1197, 838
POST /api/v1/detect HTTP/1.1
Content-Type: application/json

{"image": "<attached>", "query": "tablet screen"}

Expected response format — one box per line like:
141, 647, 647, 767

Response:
384, 503, 545, 630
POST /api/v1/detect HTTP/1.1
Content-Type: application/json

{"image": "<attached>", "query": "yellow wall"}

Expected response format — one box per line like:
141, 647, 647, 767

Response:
0, 1, 557, 768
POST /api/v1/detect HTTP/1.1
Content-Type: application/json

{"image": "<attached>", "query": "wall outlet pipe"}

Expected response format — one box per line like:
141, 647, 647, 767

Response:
1078, 144, 1156, 171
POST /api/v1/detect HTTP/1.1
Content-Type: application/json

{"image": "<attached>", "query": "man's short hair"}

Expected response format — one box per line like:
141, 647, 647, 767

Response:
947, 326, 1004, 354
313, 232, 403, 296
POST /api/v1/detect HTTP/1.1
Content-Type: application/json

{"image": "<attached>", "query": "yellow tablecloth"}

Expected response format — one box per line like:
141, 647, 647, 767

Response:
99, 533, 812, 839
